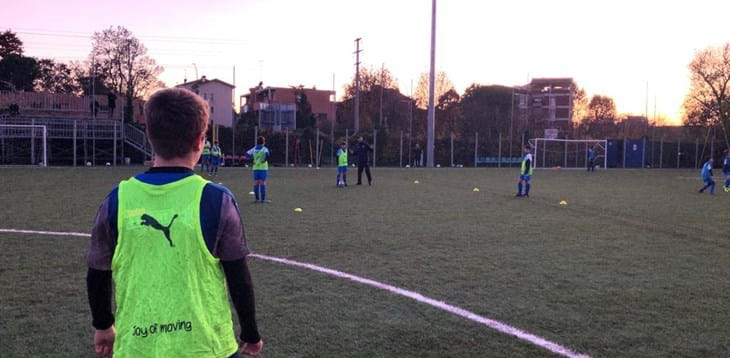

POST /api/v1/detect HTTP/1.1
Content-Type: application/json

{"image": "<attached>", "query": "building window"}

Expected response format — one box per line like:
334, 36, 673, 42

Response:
211, 106, 215, 114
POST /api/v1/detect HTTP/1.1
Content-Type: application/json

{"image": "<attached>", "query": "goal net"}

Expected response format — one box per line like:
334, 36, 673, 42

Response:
529, 138, 607, 170
0, 124, 48, 166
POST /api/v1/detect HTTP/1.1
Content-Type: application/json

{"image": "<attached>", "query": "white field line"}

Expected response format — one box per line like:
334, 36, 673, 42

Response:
1, 228, 590, 358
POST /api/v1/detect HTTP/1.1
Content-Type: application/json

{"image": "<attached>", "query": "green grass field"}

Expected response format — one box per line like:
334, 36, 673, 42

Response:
1, 166, 729, 357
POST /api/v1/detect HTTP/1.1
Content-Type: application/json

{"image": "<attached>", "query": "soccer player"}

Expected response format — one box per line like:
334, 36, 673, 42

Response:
86, 88, 263, 358
587, 145, 597, 172
516, 144, 533, 197
201, 140, 211, 173
245, 136, 270, 203
353, 136, 373, 185
210, 141, 222, 176
723, 150, 730, 192
699, 157, 715, 195
336, 142, 348, 187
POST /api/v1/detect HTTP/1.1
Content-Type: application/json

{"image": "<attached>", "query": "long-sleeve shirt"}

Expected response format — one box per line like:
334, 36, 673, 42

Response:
702, 161, 713, 179
352, 142, 373, 165
86, 167, 261, 343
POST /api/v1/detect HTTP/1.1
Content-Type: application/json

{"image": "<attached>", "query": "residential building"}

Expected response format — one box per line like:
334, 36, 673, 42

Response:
242, 84, 335, 131
176, 76, 235, 127
515, 78, 576, 138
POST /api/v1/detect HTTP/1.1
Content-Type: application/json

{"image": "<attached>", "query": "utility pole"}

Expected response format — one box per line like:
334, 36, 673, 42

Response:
354, 38, 362, 134
409, 80, 413, 166
426, 0, 437, 167
509, 89, 515, 159
409, 99, 413, 165
91, 55, 96, 166
232, 66, 236, 165
331, 73, 336, 166
379, 63, 384, 126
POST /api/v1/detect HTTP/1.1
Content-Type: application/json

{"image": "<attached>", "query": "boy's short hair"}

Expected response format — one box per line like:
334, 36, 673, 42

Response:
257, 136, 265, 145
144, 88, 209, 160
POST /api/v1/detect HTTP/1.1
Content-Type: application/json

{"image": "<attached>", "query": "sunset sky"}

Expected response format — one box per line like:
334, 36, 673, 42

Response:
2, 0, 729, 124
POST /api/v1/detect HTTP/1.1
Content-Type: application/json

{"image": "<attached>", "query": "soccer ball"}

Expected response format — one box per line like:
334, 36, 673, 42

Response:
436, 164, 441, 168
405, 165, 411, 168
86, 161, 92, 167
308, 164, 313, 168
105, 162, 111, 166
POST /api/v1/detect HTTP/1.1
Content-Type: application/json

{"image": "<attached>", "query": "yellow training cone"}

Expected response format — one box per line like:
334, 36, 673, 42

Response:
473, 188, 480, 192
249, 191, 255, 195
294, 208, 303, 213
414, 180, 420, 184
559, 200, 568, 206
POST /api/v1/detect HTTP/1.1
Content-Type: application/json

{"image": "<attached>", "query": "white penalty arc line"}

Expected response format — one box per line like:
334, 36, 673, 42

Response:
1, 228, 589, 358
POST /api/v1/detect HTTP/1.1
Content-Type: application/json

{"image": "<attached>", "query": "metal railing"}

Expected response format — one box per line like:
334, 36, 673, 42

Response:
124, 123, 152, 158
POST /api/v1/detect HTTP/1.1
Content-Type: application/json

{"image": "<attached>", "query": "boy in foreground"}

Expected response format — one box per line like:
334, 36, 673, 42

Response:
86, 88, 263, 358
699, 157, 715, 195
336, 141, 348, 187
245, 136, 270, 203
516, 144, 533, 197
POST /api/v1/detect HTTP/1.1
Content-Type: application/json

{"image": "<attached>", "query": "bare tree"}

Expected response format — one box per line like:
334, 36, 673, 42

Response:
90, 26, 164, 121
414, 70, 454, 109
684, 43, 730, 131
34, 59, 80, 94
343, 66, 398, 99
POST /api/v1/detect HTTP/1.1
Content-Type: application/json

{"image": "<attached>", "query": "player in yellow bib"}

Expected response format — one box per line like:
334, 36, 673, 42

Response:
336, 141, 349, 187
245, 136, 270, 203
516, 144, 534, 198
86, 88, 263, 358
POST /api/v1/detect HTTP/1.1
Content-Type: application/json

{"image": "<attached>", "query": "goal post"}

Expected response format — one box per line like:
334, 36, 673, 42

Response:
0, 124, 48, 166
529, 138, 607, 170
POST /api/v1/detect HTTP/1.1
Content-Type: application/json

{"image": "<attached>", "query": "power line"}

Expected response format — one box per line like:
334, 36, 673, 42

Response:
5, 28, 247, 45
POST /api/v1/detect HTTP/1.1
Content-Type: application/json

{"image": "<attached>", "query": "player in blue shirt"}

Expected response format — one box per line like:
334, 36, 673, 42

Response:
723, 150, 730, 192
587, 146, 597, 172
245, 136, 271, 203
699, 158, 715, 195
516, 144, 533, 197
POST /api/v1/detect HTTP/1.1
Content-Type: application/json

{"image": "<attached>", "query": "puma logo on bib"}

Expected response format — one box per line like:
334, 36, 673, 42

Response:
140, 214, 178, 247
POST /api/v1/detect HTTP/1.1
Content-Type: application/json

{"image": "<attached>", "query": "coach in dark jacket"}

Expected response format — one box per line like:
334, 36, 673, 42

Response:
352, 136, 373, 185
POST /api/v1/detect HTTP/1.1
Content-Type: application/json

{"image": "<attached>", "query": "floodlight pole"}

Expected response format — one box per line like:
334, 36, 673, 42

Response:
426, 0, 437, 167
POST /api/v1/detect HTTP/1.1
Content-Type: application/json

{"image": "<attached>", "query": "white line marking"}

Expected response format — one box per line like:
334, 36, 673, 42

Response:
0, 228, 91, 237
0, 228, 590, 358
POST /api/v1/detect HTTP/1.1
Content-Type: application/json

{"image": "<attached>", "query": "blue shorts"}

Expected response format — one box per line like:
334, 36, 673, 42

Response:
253, 170, 268, 181
201, 154, 209, 162
520, 175, 531, 181
211, 157, 221, 166
338, 166, 347, 173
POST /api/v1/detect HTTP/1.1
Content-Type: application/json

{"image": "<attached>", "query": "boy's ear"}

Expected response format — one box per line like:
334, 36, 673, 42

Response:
193, 133, 206, 152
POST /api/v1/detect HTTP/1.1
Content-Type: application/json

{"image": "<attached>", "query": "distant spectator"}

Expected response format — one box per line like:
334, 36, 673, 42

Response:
90, 99, 99, 118
414, 143, 422, 167
107, 93, 117, 119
